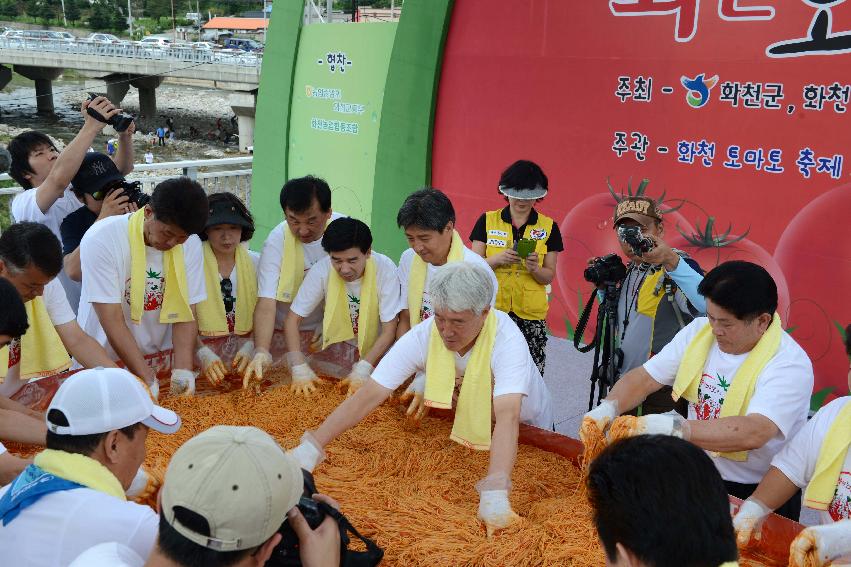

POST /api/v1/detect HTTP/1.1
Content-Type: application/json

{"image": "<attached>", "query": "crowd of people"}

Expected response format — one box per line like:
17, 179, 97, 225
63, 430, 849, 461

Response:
0, 95, 847, 566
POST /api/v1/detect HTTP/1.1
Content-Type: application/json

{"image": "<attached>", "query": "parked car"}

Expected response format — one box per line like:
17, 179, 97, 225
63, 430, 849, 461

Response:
190, 41, 215, 51
139, 36, 173, 49
50, 31, 77, 42
222, 38, 263, 52
87, 33, 121, 43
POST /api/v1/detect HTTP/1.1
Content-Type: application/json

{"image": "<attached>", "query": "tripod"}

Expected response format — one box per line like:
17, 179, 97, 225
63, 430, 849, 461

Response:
573, 282, 623, 411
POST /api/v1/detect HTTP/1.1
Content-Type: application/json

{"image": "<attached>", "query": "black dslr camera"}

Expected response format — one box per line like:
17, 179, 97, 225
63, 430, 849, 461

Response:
268, 470, 383, 567
617, 225, 655, 256
584, 253, 627, 286
86, 93, 135, 133
102, 180, 150, 208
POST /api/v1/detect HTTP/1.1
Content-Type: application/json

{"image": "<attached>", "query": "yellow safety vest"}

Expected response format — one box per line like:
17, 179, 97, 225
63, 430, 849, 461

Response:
484, 209, 552, 320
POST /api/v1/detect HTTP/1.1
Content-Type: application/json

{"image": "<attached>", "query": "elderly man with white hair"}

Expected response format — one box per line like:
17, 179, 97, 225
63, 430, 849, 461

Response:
289, 262, 553, 537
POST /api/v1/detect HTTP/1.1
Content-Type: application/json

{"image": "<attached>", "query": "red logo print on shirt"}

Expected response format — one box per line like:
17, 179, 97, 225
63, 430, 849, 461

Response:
7, 338, 20, 369
828, 471, 851, 522
124, 268, 164, 311
693, 372, 731, 421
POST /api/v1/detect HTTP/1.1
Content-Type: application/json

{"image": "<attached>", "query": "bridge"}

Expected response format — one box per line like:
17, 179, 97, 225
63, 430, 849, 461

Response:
0, 37, 262, 150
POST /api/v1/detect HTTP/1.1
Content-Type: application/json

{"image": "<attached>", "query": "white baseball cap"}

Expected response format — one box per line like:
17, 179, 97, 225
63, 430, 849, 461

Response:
47, 367, 180, 435
161, 426, 304, 551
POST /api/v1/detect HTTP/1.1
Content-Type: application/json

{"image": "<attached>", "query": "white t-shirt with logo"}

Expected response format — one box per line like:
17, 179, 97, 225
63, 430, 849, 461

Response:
0, 278, 76, 398
371, 309, 553, 429
643, 317, 814, 484
0, 485, 157, 567
11, 186, 84, 311
290, 252, 402, 347
772, 397, 851, 524
256, 213, 345, 330
77, 214, 206, 358
397, 245, 498, 323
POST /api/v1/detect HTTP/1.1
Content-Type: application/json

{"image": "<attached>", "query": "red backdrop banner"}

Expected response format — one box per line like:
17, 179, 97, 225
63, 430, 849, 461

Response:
431, 0, 851, 401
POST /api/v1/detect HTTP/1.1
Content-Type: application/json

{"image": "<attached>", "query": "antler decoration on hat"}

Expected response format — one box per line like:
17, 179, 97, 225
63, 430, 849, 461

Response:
606, 177, 683, 215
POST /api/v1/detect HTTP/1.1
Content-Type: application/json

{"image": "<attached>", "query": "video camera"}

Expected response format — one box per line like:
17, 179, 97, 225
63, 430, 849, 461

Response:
267, 470, 383, 567
584, 253, 627, 287
96, 180, 150, 208
617, 225, 655, 256
86, 92, 135, 133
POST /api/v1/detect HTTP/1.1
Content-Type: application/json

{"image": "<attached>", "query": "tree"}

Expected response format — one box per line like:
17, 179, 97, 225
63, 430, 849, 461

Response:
31, 0, 56, 23
64, 0, 80, 23
88, 0, 113, 30
0, 0, 17, 19
111, 4, 127, 31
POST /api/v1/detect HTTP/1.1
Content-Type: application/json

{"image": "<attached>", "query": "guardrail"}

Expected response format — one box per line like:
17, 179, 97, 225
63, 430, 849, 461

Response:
0, 156, 254, 207
0, 37, 262, 67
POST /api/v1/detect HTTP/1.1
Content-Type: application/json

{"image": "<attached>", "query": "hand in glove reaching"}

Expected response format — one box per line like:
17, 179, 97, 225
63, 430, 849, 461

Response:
399, 372, 427, 422
197, 346, 227, 386
241, 348, 272, 394
340, 360, 373, 397
170, 369, 197, 397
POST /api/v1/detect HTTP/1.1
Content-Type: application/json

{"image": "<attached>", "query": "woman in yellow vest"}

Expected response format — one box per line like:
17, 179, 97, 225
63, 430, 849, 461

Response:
194, 192, 260, 386
470, 160, 563, 375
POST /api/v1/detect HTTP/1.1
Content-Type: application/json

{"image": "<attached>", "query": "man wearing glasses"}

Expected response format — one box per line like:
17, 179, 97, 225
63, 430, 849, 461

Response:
61, 153, 142, 284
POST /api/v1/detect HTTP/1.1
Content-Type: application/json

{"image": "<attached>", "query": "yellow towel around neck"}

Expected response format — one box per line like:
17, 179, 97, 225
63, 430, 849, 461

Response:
35, 449, 126, 500
0, 296, 70, 381
424, 309, 497, 450
803, 400, 851, 510
321, 256, 379, 355
719, 562, 739, 567
128, 208, 194, 324
197, 242, 257, 337
407, 230, 465, 326
672, 313, 782, 461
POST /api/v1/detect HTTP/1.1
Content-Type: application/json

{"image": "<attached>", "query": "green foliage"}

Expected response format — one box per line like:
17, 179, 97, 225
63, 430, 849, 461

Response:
0, 0, 18, 19
87, 0, 112, 29
111, 4, 127, 31
64, 0, 80, 23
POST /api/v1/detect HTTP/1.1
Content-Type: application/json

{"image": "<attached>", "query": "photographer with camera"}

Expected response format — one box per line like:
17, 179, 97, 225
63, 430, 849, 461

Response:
583, 195, 706, 415
61, 152, 148, 283
7, 95, 135, 311
69, 426, 342, 567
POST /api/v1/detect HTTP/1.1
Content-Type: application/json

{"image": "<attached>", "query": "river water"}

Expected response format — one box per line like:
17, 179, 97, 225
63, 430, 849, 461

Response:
0, 72, 243, 162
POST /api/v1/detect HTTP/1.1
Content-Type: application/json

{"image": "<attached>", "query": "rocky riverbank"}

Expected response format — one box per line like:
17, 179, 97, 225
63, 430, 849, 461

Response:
0, 76, 246, 163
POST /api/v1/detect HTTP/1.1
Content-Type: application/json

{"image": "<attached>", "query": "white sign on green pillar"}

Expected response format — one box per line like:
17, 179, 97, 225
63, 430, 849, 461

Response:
288, 23, 397, 226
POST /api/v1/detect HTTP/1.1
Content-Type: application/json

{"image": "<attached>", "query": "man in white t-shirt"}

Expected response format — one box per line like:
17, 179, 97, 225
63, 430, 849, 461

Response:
242, 176, 343, 384
582, 261, 813, 521
7, 97, 135, 311
734, 396, 851, 565
290, 263, 553, 538
0, 367, 180, 567
0, 223, 115, 401
77, 178, 209, 398
284, 217, 401, 397
395, 188, 498, 335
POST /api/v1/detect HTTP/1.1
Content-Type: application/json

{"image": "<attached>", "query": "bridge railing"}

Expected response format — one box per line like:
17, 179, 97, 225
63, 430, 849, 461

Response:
0, 37, 262, 67
0, 156, 254, 230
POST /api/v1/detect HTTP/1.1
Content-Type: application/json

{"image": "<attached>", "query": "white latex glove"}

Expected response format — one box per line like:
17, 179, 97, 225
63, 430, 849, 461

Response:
125, 467, 151, 498
289, 431, 326, 473
145, 377, 160, 401
477, 488, 520, 539
170, 369, 197, 397
340, 360, 373, 397
732, 498, 772, 547
242, 348, 272, 394
790, 520, 851, 567
231, 340, 255, 375
580, 399, 618, 444
633, 411, 691, 440
197, 346, 226, 386
286, 351, 318, 396
399, 372, 427, 421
